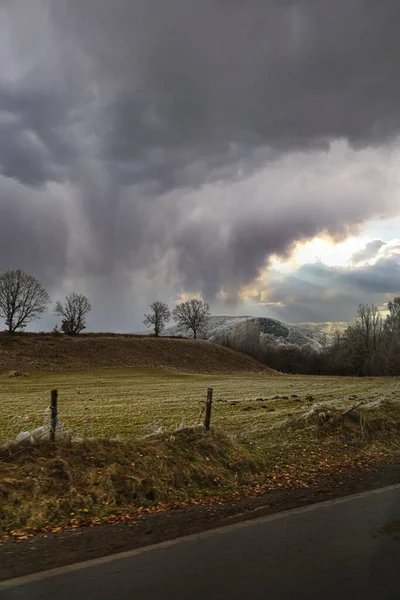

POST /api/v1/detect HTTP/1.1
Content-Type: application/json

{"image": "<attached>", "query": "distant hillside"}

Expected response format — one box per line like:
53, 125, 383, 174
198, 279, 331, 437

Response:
289, 322, 348, 344
165, 316, 322, 351
0, 333, 273, 375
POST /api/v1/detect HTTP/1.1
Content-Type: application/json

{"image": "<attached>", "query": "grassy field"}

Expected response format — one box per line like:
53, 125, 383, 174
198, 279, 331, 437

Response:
2, 368, 400, 448
1, 367, 400, 537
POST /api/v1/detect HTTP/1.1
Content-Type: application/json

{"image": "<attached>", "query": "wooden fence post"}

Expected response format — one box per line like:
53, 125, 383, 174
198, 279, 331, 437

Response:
204, 387, 213, 431
50, 389, 58, 442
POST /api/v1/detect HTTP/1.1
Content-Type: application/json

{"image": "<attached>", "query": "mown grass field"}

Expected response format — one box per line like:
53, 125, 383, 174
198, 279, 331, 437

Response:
2, 368, 400, 448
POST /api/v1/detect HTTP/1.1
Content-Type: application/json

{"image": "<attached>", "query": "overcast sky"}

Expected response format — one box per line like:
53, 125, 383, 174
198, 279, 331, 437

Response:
1, 0, 400, 331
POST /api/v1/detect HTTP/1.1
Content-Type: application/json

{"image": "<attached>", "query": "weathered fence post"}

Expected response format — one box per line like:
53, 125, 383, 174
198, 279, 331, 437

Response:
204, 387, 213, 431
50, 389, 58, 442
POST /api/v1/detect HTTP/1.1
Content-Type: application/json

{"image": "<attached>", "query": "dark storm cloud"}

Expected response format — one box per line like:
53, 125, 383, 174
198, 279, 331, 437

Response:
262, 252, 400, 322
1, 0, 400, 329
0, 178, 69, 287
0, 89, 72, 180
66, 0, 400, 183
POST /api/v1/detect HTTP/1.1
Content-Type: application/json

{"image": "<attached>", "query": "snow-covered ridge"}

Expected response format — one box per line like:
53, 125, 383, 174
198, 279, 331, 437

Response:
165, 315, 323, 351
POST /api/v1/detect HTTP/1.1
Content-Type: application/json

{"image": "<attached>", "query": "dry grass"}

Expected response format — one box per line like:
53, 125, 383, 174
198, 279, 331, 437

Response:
286, 399, 400, 449
1, 368, 400, 537
1, 369, 400, 448
0, 429, 263, 534
0, 333, 271, 374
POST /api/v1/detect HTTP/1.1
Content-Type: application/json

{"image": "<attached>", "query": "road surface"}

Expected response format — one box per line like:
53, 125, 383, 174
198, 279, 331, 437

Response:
1, 485, 400, 600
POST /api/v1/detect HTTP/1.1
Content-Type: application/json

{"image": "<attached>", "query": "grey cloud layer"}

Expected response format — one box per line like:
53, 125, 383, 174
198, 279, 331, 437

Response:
350, 240, 386, 265
261, 243, 400, 322
64, 1, 400, 166
1, 0, 400, 328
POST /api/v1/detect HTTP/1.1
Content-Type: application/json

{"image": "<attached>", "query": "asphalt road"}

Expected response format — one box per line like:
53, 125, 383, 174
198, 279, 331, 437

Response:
1, 485, 400, 600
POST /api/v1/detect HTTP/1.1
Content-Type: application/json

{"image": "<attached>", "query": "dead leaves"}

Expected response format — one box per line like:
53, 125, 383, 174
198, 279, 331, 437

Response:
0, 444, 397, 546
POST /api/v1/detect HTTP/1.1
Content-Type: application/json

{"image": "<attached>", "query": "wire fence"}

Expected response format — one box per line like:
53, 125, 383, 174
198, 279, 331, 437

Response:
1, 387, 215, 452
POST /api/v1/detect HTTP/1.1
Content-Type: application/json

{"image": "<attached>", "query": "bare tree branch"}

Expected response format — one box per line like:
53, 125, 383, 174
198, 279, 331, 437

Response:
143, 301, 171, 336
0, 269, 50, 333
54, 293, 91, 335
172, 299, 210, 339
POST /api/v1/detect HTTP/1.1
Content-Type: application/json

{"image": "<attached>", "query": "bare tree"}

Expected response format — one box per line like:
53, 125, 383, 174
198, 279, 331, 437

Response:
172, 299, 210, 339
353, 303, 382, 351
327, 303, 385, 376
385, 297, 400, 335
371, 304, 383, 351
54, 293, 91, 335
383, 297, 400, 374
355, 304, 372, 350
143, 301, 171, 336
0, 269, 50, 333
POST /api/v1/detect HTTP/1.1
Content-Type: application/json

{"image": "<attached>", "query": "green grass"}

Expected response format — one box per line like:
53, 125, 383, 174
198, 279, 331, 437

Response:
2, 368, 400, 447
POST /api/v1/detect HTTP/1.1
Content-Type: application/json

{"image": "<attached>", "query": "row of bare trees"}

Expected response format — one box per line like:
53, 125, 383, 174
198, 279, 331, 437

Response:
0, 269, 91, 334
0, 268, 211, 338
143, 299, 210, 338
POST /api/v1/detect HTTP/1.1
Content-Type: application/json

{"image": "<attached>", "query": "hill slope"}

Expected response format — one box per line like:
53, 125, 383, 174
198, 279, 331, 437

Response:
291, 322, 348, 344
166, 316, 322, 351
0, 334, 273, 374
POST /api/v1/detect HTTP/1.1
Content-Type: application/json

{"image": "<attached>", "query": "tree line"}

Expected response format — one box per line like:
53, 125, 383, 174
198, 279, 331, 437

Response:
214, 298, 400, 377
0, 269, 210, 338
318, 298, 400, 376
